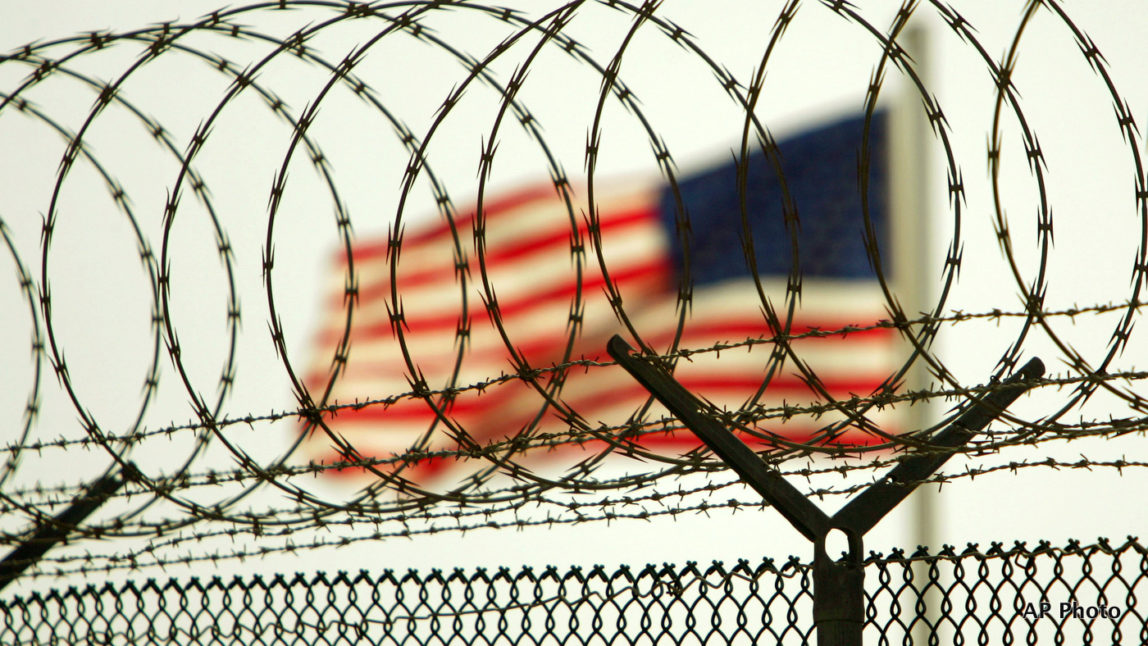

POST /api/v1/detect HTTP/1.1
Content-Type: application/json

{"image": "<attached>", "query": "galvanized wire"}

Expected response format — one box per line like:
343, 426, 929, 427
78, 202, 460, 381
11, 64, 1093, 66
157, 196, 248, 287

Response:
0, 0, 1145, 585
0, 537, 1143, 645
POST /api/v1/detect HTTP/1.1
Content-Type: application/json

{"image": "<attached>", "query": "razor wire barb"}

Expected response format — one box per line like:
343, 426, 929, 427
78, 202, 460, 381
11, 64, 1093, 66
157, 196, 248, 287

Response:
0, 0, 1145, 582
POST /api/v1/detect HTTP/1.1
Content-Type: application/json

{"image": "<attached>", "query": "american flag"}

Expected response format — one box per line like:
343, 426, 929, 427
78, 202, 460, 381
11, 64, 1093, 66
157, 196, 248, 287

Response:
302, 113, 900, 482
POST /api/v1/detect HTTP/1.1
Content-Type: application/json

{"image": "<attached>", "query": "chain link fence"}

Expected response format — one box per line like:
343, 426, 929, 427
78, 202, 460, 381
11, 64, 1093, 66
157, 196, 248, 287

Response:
1, 537, 1142, 645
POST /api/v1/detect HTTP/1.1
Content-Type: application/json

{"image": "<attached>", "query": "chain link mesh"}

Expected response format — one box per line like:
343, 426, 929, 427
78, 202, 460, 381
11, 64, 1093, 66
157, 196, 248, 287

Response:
0, 537, 1141, 645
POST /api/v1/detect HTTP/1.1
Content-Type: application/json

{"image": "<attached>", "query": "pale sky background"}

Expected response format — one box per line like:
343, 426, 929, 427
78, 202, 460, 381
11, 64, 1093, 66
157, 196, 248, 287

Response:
0, 0, 1146, 597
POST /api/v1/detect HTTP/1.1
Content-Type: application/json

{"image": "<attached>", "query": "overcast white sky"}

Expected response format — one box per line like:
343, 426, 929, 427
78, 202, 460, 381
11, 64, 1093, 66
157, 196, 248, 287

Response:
0, 0, 1146, 595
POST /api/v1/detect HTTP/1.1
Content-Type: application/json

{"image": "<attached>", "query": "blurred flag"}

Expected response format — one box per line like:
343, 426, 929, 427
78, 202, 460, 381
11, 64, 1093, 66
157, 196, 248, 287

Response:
302, 113, 899, 481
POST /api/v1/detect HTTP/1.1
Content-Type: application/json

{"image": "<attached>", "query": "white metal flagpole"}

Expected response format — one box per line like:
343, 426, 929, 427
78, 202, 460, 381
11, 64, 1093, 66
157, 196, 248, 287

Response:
888, 20, 940, 643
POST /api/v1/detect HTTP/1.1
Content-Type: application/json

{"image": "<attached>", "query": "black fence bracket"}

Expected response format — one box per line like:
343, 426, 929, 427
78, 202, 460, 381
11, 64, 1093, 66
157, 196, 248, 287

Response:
0, 464, 132, 592
607, 335, 1044, 646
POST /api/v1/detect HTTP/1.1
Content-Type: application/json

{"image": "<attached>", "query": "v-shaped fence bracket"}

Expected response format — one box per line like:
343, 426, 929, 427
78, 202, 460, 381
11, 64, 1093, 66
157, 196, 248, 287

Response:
607, 336, 1044, 646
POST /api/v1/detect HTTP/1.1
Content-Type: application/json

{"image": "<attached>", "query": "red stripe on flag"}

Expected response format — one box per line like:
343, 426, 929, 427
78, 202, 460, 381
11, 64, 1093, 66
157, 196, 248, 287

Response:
316, 258, 671, 343
339, 185, 561, 264
331, 205, 659, 303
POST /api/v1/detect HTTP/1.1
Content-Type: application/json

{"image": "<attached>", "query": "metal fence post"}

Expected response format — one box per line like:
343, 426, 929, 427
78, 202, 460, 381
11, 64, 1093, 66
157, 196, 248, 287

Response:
607, 335, 1043, 645
0, 464, 131, 592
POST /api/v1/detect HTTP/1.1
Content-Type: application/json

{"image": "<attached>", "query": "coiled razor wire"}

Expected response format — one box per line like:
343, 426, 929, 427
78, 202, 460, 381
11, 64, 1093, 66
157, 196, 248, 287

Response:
0, 0, 1144, 581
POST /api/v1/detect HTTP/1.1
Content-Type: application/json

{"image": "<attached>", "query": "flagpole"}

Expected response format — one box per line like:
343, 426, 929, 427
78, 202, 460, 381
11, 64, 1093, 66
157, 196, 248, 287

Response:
888, 21, 938, 643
